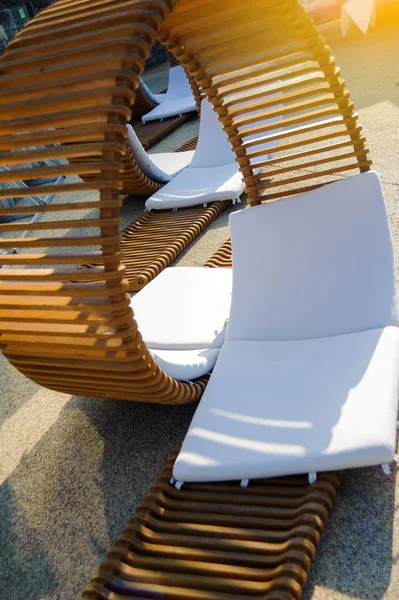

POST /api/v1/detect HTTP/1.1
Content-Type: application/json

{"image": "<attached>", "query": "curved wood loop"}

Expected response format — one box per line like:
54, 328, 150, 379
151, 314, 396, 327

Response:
0, 0, 370, 404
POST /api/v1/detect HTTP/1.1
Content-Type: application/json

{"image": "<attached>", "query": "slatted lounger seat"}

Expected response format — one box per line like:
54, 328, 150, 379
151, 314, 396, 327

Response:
81, 122, 193, 196
174, 172, 399, 485
133, 61, 201, 149
133, 61, 203, 149
118, 97, 243, 288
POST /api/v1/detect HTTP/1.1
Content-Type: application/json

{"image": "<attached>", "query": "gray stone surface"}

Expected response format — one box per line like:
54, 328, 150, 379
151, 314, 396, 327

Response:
1, 16, 399, 600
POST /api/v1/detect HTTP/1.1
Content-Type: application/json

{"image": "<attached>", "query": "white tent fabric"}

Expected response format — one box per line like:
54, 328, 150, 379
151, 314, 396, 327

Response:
145, 99, 245, 209
141, 66, 196, 123
126, 124, 194, 184
174, 171, 399, 482
341, 0, 377, 34
339, 0, 397, 35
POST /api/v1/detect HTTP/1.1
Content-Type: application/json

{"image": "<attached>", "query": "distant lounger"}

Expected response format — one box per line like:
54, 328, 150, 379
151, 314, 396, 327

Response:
145, 98, 246, 209
141, 65, 197, 123
131, 56, 200, 147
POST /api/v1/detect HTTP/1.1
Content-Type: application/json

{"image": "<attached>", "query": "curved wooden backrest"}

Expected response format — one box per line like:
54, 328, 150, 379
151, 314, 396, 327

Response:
0, 0, 370, 404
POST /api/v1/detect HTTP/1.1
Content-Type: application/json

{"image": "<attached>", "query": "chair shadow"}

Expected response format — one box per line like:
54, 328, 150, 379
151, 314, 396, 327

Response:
0, 391, 197, 599
0, 353, 41, 427
0, 480, 59, 599
74, 394, 197, 543
303, 465, 396, 599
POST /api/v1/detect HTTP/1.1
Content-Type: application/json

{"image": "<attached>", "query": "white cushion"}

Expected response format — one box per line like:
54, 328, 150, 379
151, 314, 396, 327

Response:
152, 93, 166, 104
174, 327, 399, 482
131, 267, 232, 349
145, 98, 245, 210
150, 348, 220, 381
151, 150, 195, 178
163, 66, 194, 102
189, 99, 237, 168
141, 67, 196, 123
227, 171, 398, 343
145, 163, 244, 210
126, 125, 193, 184
142, 96, 197, 123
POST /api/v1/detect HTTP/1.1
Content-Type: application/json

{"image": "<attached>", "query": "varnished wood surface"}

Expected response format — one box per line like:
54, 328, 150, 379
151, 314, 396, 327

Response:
82, 451, 341, 600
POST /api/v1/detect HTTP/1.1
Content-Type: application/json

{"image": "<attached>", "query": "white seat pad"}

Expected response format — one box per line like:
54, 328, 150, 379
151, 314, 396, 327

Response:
152, 93, 166, 104
227, 172, 398, 343
150, 348, 220, 381
151, 150, 195, 178
145, 164, 244, 210
174, 327, 399, 482
131, 267, 232, 349
127, 125, 192, 184
142, 96, 196, 123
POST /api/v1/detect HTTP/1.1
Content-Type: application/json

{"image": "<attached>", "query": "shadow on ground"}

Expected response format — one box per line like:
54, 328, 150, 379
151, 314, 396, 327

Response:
304, 467, 396, 599
0, 481, 59, 599
0, 393, 197, 599
75, 394, 197, 543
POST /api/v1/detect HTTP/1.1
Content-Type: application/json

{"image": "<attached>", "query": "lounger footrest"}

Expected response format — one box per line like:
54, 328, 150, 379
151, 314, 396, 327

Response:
82, 451, 341, 600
